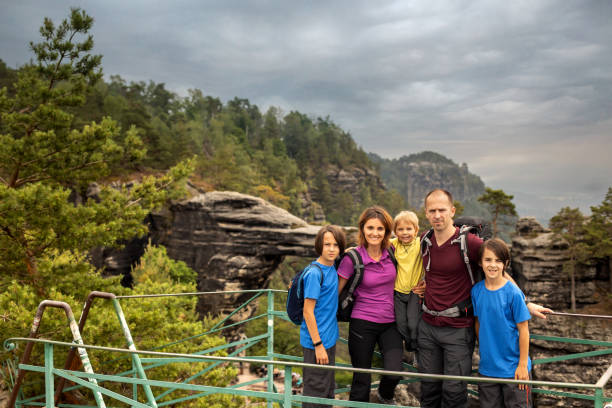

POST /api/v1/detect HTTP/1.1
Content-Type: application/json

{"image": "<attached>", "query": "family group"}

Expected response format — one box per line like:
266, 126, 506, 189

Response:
296, 188, 551, 408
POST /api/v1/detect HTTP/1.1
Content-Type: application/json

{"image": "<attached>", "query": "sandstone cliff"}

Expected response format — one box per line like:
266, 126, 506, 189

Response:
148, 191, 321, 320
370, 151, 486, 209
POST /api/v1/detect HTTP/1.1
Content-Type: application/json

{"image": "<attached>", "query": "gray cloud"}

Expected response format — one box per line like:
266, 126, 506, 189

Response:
2, 0, 611, 221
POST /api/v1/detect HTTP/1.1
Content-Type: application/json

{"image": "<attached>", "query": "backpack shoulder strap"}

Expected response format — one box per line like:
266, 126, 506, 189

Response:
421, 229, 434, 273
450, 226, 475, 285
344, 249, 364, 296
387, 246, 398, 269
306, 263, 324, 286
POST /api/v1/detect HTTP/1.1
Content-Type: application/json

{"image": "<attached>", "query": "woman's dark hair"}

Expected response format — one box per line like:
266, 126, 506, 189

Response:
314, 225, 346, 256
357, 206, 393, 249
478, 238, 511, 271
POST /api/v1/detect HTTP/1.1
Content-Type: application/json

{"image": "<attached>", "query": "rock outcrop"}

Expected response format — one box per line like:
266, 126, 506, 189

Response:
371, 151, 486, 209
325, 165, 386, 199
148, 191, 322, 320
511, 217, 598, 309
511, 217, 611, 407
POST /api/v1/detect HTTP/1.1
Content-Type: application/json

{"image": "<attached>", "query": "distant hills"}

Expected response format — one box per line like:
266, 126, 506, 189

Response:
369, 151, 489, 215
0, 58, 511, 229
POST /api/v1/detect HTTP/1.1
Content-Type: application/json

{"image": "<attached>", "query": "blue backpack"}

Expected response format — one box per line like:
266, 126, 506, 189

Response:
286, 263, 323, 325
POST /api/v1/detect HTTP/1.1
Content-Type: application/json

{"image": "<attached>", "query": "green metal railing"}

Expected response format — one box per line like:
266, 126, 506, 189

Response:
4, 289, 612, 407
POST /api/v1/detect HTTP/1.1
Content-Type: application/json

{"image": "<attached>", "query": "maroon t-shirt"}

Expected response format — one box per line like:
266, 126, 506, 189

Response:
422, 227, 483, 328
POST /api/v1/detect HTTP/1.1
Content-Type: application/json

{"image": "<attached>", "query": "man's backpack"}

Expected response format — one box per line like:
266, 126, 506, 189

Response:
286, 263, 323, 325
420, 216, 491, 285
337, 247, 398, 322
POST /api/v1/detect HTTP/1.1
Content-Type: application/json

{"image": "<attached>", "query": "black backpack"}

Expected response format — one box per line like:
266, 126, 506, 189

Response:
420, 216, 491, 285
337, 247, 398, 322
286, 263, 323, 325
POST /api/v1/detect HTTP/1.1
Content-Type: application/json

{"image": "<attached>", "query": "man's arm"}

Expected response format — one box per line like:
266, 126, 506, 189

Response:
504, 274, 553, 319
526, 302, 553, 319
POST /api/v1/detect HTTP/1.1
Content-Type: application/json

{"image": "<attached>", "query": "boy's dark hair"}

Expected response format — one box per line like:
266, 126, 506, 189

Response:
478, 238, 511, 270
357, 206, 393, 249
314, 225, 346, 256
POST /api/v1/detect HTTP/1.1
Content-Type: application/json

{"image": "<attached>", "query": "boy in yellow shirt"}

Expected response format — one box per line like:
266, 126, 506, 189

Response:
391, 211, 426, 352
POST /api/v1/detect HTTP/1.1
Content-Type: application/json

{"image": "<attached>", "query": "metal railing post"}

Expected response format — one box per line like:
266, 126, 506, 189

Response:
132, 357, 139, 406
8, 300, 107, 408
594, 388, 603, 408
111, 298, 157, 407
44, 343, 54, 408
267, 290, 275, 408
283, 365, 293, 407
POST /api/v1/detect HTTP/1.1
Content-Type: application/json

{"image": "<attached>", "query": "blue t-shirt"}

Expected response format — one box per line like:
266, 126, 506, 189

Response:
300, 261, 339, 349
472, 280, 532, 378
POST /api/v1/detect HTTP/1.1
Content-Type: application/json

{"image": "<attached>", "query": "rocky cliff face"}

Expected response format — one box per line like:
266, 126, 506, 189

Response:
371, 151, 486, 209
92, 191, 323, 321
511, 217, 611, 407
148, 191, 321, 320
325, 165, 386, 199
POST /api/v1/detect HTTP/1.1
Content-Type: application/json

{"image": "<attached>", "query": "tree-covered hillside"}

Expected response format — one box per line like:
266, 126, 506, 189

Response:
0, 58, 404, 225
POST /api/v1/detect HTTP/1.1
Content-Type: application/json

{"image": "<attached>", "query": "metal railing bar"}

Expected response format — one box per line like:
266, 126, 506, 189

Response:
154, 336, 260, 401
7, 301, 107, 408
54, 291, 117, 405
595, 362, 612, 388
53, 336, 265, 402
531, 334, 612, 347
54, 368, 150, 408
115, 289, 286, 299
156, 377, 269, 407
533, 348, 612, 365
9, 338, 603, 391
98, 314, 266, 367
548, 311, 612, 320
210, 291, 264, 331
22, 363, 284, 402
531, 387, 609, 402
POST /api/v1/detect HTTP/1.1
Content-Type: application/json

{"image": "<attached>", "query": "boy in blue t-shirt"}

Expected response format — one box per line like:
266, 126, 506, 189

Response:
300, 225, 346, 408
472, 238, 532, 408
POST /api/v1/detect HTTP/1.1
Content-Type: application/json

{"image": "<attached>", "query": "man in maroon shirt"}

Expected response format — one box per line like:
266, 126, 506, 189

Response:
418, 189, 550, 408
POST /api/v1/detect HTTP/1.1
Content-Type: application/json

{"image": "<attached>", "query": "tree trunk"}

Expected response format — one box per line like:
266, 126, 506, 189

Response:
570, 265, 576, 313
609, 257, 612, 293
492, 214, 498, 238
25, 254, 44, 296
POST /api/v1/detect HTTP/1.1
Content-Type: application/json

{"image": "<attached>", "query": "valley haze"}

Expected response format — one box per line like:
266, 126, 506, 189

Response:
1, 0, 611, 223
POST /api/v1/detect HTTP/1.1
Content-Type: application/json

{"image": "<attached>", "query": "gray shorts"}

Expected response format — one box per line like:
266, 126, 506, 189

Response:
302, 345, 336, 408
478, 374, 532, 408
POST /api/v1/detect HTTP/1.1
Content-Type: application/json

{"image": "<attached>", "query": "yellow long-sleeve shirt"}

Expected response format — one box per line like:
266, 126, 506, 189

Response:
391, 236, 424, 294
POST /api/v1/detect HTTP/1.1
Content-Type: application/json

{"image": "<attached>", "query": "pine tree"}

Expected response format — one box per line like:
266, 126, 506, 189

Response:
478, 188, 517, 237
585, 187, 612, 291
0, 8, 192, 293
550, 207, 589, 312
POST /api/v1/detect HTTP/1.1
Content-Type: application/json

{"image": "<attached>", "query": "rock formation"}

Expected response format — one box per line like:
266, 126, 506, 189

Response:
325, 165, 386, 200
147, 191, 322, 320
371, 151, 486, 209
510, 217, 611, 407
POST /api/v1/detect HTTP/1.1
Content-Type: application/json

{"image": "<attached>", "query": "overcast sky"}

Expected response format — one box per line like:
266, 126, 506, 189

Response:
2, 0, 611, 222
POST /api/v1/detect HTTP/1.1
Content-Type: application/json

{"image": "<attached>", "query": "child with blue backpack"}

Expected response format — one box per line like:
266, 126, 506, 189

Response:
472, 238, 532, 408
300, 225, 346, 408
